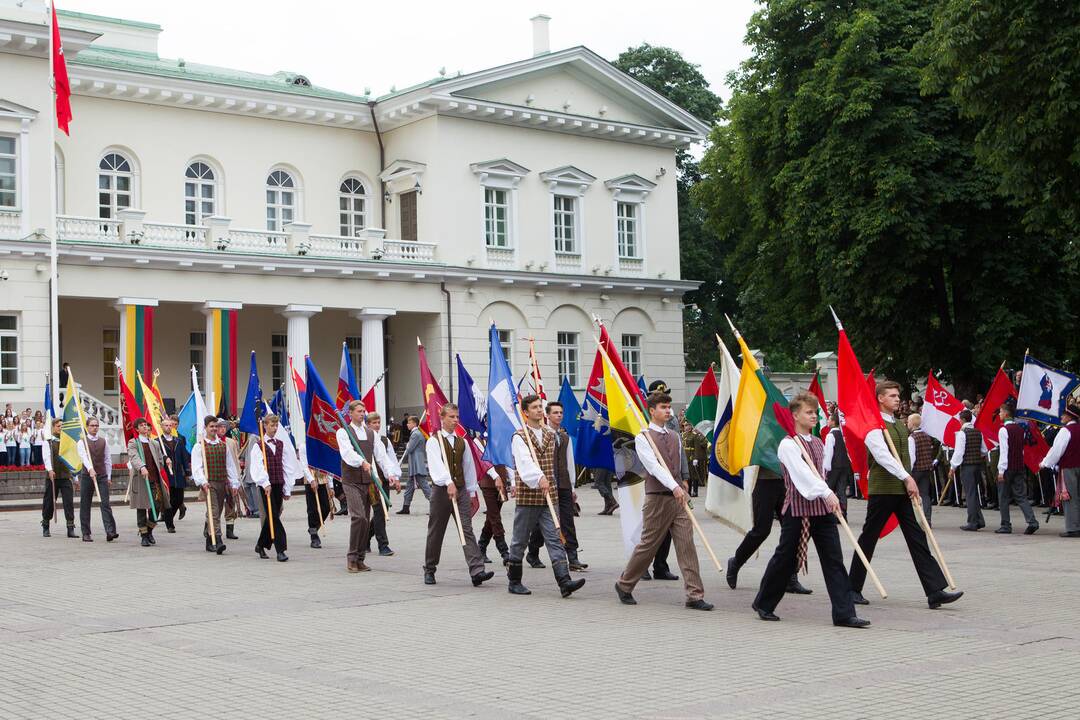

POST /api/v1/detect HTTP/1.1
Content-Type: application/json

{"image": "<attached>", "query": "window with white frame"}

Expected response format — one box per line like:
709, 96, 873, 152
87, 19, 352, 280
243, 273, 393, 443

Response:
190, 331, 206, 384
484, 188, 510, 248
617, 202, 641, 259
557, 332, 579, 388
339, 178, 367, 237
102, 327, 119, 394
266, 170, 295, 231
620, 334, 642, 378
345, 336, 362, 388
497, 330, 512, 373
553, 195, 577, 254
0, 136, 15, 208
184, 162, 216, 226
0, 315, 18, 386
98, 152, 133, 219
271, 333, 288, 390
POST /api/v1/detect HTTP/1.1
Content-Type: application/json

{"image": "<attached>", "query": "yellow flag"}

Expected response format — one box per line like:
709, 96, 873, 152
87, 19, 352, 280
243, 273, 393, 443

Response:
137, 370, 164, 438
58, 371, 87, 473
602, 350, 647, 437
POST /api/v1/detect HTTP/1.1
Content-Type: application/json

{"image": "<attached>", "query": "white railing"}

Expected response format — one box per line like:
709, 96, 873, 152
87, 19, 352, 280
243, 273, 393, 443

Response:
382, 239, 436, 262
141, 221, 207, 249
485, 245, 515, 268
227, 228, 288, 254
57, 215, 121, 243
618, 256, 644, 274
0, 210, 19, 239
308, 233, 365, 259
554, 251, 582, 271
75, 387, 123, 456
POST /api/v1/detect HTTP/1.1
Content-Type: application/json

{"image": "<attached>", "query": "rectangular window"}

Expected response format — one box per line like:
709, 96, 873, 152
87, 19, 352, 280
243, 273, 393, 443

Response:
399, 190, 418, 241
190, 331, 206, 384
557, 331, 579, 388
345, 336, 362, 389
553, 195, 577, 254
497, 329, 512, 374
271, 333, 288, 390
102, 327, 119, 394
0, 136, 15, 208
484, 187, 509, 248
0, 314, 18, 386
620, 334, 642, 379
617, 202, 640, 258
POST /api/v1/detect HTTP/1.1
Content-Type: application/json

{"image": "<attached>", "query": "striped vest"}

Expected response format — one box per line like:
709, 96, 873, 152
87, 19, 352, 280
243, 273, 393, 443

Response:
781, 435, 829, 517
204, 441, 228, 484
961, 426, 983, 465
513, 426, 555, 506
911, 430, 935, 472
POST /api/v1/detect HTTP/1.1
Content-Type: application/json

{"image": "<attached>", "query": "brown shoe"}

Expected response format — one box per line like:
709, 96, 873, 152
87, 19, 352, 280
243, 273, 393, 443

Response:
347, 561, 361, 573
356, 562, 372, 572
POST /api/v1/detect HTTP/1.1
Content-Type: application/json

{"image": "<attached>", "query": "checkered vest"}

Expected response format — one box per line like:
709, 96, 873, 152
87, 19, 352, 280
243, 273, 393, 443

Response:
264, 438, 285, 485
204, 440, 228, 484
911, 429, 935, 472
961, 426, 983, 466
513, 426, 555, 506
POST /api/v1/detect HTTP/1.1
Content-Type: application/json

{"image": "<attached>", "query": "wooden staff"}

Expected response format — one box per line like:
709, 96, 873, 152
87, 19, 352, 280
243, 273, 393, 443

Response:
199, 437, 217, 543
519, 329, 563, 540
881, 428, 958, 590
594, 336, 724, 574
312, 472, 325, 531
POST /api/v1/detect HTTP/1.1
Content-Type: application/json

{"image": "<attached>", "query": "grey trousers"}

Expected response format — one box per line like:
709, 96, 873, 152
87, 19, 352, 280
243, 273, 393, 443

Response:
423, 485, 484, 576
403, 473, 432, 508
1063, 468, 1080, 533
959, 466, 984, 527
508, 504, 567, 568
78, 473, 116, 537
999, 469, 1037, 529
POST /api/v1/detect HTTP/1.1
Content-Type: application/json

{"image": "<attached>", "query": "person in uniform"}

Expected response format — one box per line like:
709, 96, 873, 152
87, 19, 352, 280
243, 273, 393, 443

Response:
752, 392, 868, 627
1039, 402, 1080, 537
995, 401, 1040, 535
849, 381, 963, 609
422, 403, 494, 587
127, 418, 171, 547
77, 417, 118, 542
506, 395, 586, 598
681, 419, 709, 498
336, 400, 400, 573
397, 415, 432, 515
614, 392, 712, 610
41, 418, 76, 538
249, 414, 301, 561
907, 413, 938, 525
949, 409, 987, 531
191, 416, 241, 555
160, 415, 190, 533
365, 412, 401, 557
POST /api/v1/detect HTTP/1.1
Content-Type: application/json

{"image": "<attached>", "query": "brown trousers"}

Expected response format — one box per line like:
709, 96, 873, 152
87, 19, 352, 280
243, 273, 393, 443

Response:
343, 482, 372, 564
617, 494, 704, 602
202, 481, 227, 540
424, 485, 485, 575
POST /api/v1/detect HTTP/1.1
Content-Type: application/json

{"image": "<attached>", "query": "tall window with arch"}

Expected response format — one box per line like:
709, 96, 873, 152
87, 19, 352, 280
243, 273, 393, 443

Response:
98, 152, 133, 219
339, 178, 367, 237
265, 169, 295, 231
184, 161, 216, 225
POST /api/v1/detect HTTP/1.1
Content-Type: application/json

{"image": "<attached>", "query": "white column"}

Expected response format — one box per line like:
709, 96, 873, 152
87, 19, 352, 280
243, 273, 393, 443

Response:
352, 308, 396, 429
201, 301, 242, 412
279, 304, 322, 383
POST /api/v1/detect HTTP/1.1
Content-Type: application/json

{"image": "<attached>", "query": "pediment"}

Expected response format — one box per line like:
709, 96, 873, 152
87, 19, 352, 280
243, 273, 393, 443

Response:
605, 174, 657, 194
470, 158, 530, 178
0, 98, 39, 120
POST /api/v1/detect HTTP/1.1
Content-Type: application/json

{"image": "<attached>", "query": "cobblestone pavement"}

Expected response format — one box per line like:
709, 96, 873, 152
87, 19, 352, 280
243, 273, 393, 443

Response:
1, 489, 1077, 720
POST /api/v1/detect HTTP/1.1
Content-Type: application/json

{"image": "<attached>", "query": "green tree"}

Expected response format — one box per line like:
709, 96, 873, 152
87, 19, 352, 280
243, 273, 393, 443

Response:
612, 44, 732, 370
922, 1, 1080, 240
693, 0, 1076, 397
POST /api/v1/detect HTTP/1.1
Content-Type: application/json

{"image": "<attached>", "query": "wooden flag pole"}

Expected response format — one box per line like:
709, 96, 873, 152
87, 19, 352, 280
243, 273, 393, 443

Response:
200, 437, 217, 543
516, 405, 566, 544
257, 418, 275, 542
433, 427, 468, 546
313, 473, 325, 531
593, 335, 723, 574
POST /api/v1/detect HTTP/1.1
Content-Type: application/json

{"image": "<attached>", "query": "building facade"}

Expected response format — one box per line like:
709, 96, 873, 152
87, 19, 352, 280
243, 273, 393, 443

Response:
0, 4, 706, 442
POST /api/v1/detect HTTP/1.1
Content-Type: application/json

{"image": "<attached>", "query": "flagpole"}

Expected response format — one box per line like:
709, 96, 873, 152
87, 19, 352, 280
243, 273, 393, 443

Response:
47, 2, 61, 413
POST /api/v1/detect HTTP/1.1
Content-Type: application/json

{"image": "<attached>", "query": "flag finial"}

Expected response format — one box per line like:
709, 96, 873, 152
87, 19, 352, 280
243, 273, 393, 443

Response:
724, 314, 740, 339
829, 305, 843, 330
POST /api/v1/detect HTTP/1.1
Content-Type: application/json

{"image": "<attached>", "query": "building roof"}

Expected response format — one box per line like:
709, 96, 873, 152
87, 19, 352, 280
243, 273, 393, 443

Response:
57, 9, 162, 31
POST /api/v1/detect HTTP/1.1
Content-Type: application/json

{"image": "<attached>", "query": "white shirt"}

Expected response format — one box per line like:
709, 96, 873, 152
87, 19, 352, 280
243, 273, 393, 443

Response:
335, 422, 396, 479
426, 429, 478, 493
249, 430, 302, 496
864, 412, 911, 481
823, 429, 837, 474
907, 435, 917, 470
997, 422, 1016, 475
76, 433, 113, 480
1041, 423, 1074, 469
635, 422, 679, 491
950, 422, 985, 469
778, 434, 832, 501
191, 436, 240, 488
510, 424, 550, 489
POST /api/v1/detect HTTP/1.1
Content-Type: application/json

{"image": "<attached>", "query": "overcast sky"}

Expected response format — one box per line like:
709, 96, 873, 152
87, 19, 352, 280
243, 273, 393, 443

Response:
59, 0, 758, 102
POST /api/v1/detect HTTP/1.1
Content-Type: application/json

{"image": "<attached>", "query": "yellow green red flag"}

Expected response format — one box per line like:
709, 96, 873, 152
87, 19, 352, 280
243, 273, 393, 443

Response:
726, 333, 788, 476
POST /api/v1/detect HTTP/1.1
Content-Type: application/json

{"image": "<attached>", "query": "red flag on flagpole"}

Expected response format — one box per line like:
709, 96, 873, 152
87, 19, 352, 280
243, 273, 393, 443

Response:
51, 4, 72, 135
417, 339, 448, 436
116, 365, 144, 443
975, 367, 1050, 474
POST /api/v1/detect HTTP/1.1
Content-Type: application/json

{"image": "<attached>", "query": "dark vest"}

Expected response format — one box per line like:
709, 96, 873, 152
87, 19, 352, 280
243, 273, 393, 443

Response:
85, 435, 108, 476
867, 418, 910, 495
1005, 422, 1026, 473
49, 438, 71, 480
961, 426, 983, 466
265, 437, 285, 485
203, 440, 228, 484
1059, 423, 1080, 469
643, 429, 682, 495
439, 434, 466, 489
911, 430, 935, 472
554, 428, 571, 489
829, 428, 851, 473
340, 425, 375, 486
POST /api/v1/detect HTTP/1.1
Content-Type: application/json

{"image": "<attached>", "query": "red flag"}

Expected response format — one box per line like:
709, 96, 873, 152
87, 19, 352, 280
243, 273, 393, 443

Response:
362, 385, 376, 416
808, 370, 830, 440
289, 357, 307, 396
921, 373, 965, 448
117, 368, 144, 443
51, 4, 72, 135
417, 340, 449, 436
866, 368, 876, 394
975, 367, 1049, 474
598, 325, 646, 411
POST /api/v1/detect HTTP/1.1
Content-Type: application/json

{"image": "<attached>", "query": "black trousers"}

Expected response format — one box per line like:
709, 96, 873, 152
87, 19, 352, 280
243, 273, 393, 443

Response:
754, 511, 856, 623
256, 485, 287, 552
557, 487, 580, 562
136, 508, 157, 533
732, 477, 786, 568
849, 493, 947, 596
305, 483, 332, 532
42, 476, 75, 526
652, 530, 673, 573
162, 486, 187, 529
367, 491, 389, 550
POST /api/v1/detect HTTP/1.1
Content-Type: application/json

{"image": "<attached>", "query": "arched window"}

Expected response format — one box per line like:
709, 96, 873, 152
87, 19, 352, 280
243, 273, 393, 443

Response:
339, 177, 368, 237
265, 169, 295, 231
184, 161, 216, 225
98, 152, 133, 219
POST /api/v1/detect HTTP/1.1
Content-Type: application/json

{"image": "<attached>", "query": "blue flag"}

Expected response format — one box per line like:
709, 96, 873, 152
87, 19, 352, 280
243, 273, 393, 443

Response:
177, 391, 199, 452
637, 375, 649, 399
303, 356, 346, 477
238, 351, 264, 434
557, 377, 580, 452
44, 380, 56, 420
269, 386, 289, 428
574, 350, 615, 471
456, 354, 486, 434
482, 323, 522, 466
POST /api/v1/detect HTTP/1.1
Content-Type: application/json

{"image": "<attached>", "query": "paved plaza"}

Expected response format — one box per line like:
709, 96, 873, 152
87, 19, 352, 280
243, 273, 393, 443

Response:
1, 490, 1077, 720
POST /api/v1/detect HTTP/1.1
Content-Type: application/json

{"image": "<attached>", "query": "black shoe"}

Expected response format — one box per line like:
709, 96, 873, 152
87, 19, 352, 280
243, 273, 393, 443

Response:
569, 562, 589, 572
396, 507, 410, 515
653, 569, 679, 581
276, 551, 288, 562
977, 522, 986, 529
472, 570, 495, 587
106, 533, 118, 542
42, 525, 51, 538
960, 524, 979, 531
216, 541, 227, 555
424, 571, 436, 585
379, 547, 395, 557
927, 589, 964, 609
526, 554, 545, 569
206, 537, 214, 552
686, 599, 714, 611
752, 603, 780, 621
725, 557, 739, 589
82, 534, 93, 543
309, 531, 322, 549
834, 616, 871, 628
179, 505, 187, 520
479, 541, 492, 563
507, 562, 531, 595
641, 570, 652, 581
615, 582, 637, 605
166, 527, 176, 534
140, 535, 151, 547
1024, 524, 1039, 535
226, 525, 238, 540
851, 591, 869, 606
995, 526, 1012, 534
786, 576, 812, 594
335, 507, 348, 516
256, 546, 269, 559
66, 526, 77, 539
146, 531, 156, 545
555, 566, 586, 598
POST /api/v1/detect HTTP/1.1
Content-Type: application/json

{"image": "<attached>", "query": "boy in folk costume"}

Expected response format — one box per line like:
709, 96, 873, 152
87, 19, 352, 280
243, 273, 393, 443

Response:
41, 418, 77, 538
127, 418, 172, 547
752, 393, 869, 627
1039, 402, 1080, 537
365, 412, 400, 557
192, 416, 241, 554
995, 401, 1039, 535
249, 415, 302, 562
336, 400, 400, 574
77, 417, 118, 543
422, 403, 495, 587
614, 392, 712, 611
506, 395, 586, 598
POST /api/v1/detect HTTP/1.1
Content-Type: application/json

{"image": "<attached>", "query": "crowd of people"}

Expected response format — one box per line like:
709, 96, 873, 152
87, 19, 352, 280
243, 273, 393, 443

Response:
2, 404, 48, 467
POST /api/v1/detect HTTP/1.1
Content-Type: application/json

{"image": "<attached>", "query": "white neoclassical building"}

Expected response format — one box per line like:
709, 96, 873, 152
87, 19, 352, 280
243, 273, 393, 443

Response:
0, 3, 707, 435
